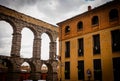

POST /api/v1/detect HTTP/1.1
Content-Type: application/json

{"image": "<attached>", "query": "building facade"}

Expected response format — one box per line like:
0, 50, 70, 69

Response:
57, 0, 120, 81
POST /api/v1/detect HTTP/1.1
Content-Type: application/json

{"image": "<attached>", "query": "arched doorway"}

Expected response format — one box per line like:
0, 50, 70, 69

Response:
20, 61, 37, 81
20, 62, 31, 81
41, 64, 48, 80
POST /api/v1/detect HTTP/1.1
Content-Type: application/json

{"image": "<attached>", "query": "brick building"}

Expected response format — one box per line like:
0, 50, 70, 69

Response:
57, 0, 120, 81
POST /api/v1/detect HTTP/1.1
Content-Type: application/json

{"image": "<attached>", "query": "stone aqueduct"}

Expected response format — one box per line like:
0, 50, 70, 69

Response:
0, 5, 59, 81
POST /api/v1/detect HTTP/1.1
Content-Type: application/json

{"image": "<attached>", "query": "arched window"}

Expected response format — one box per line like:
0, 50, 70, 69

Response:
92, 16, 99, 26
65, 26, 70, 34
77, 21, 83, 30
109, 9, 118, 21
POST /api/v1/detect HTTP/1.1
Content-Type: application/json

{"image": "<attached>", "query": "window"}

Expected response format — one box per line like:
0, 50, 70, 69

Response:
77, 21, 83, 30
65, 41, 70, 58
65, 62, 70, 79
65, 26, 70, 34
113, 57, 120, 81
78, 38, 84, 56
92, 16, 99, 26
109, 9, 119, 21
111, 29, 120, 52
78, 61, 84, 80
93, 59, 102, 81
93, 34, 101, 54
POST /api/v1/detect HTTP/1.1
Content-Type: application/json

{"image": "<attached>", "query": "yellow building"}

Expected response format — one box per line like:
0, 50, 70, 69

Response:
57, 0, 120, 81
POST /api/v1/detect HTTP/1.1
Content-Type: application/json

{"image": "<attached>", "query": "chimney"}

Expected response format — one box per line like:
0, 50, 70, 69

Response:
88, 6, 92, 11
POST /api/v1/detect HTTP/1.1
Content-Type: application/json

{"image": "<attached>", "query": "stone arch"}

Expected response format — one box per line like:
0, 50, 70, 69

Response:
46, 31, 54, 42
0, 18, 17, 32
41, 61, 53, 80
41, 33, 50, 60
21, 62, 31, 72
21, 26, 37, 37
0, 18, 22, 57
20, 60, 37, 80
40, 30, 57, 60
40, 30, 53, 42
41, 63, 48, 80
21, 61, 36, 72
39, 28, 58, 42
0, 20, 13, 56
20, 27, 34, 58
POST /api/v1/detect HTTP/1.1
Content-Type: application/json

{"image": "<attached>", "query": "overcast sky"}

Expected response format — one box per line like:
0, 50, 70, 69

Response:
0, 0, 112, 25
0, 0, 112, 60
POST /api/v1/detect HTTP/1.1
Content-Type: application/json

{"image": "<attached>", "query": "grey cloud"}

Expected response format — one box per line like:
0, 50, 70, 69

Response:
0, 32, 12, 38
35, 0, 112, 24
0, 0, 112, 15
0, 0, 112, 23
32, 0, 87, 24
0, 0, 38, 10
36, 0, 85, 17
0, 42, 4, 48
0, 0, 10, 5
0, 38, 12, 48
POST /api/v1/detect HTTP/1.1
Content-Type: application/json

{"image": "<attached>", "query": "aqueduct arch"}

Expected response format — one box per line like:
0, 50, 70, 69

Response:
0, 21, 13, 56
0, 5, 58, 81
20, 27, 34, 58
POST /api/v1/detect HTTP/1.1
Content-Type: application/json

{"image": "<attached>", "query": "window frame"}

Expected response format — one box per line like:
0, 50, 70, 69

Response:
65, 41, 70, 58
92, 16, 99, 27
78, 60, 84, 80
65, 26, 70, 34
93, 59, 102, 81
78, 38, 84, 56
93, 34, 101, 54
109, 9, 119, 21
65, 61, 70, 79
111, 29, 120, 52
77, 21, 83, 31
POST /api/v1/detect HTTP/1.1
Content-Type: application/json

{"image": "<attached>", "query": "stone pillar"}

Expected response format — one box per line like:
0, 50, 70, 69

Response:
6, 57, 21, 81
53, 72, 58, 81
11, 32, 21, 57
30, 72, 41, 81
6, 71, 20, 81
49, 42, 57, 60
47, 70, 53, 81
47, 74, 53, 81
33, 36, 41, 59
